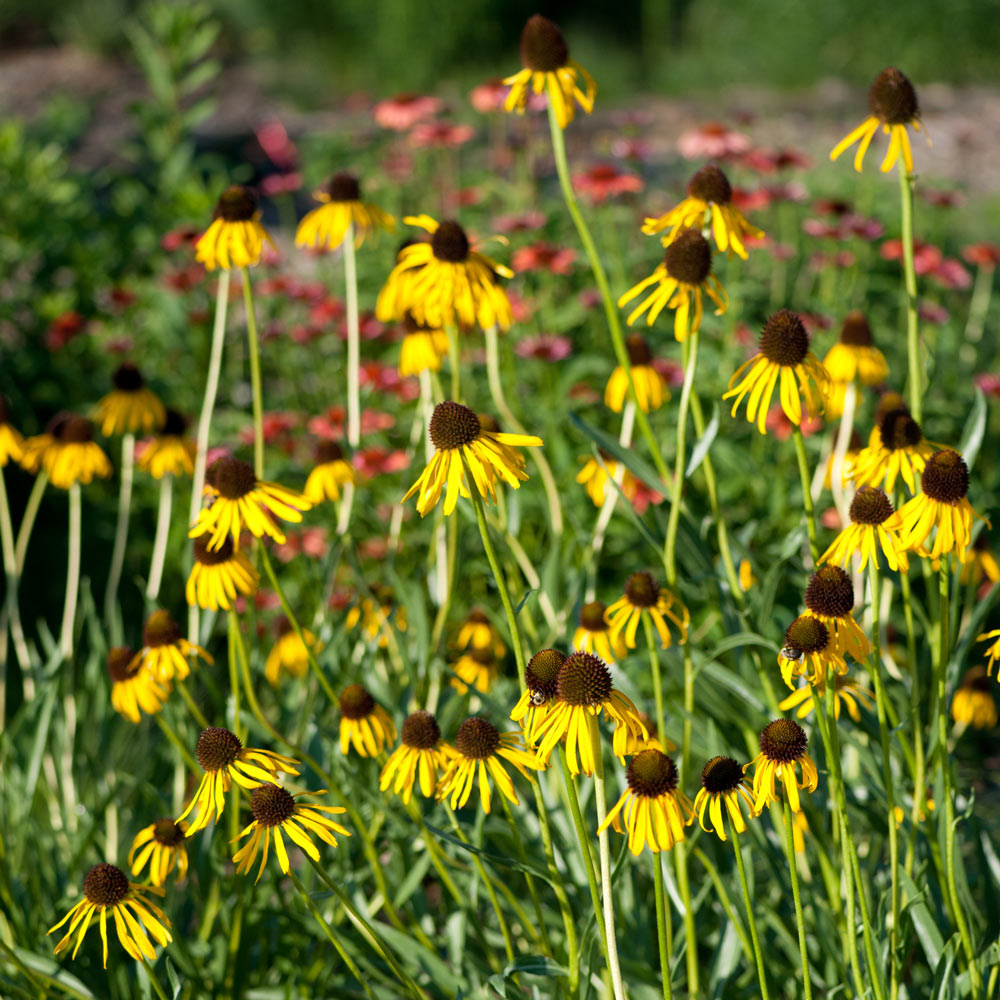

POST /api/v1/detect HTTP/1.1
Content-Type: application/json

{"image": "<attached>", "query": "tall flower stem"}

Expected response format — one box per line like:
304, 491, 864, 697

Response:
782, 799, 813, 1000
337, 220, 361, 538
138, 956, 170, 1000
545, 102, 670, 490
287, 868, 377, 1000
791, 425, 820, 564
898, 168, 922, 422
589, 715, 627, 1000
59, 484, 82, 661
0, 466, 30, 675
866, 559, 899, 999
189, 270, 231, 644
642, 614, 666, 760
653, 851, 673, 1000
935, 560, 982, 996
830, 382, 857, 523
241, 268, 264, 480
484, 324, 564, 537
104, 433, 135, 642
146, 474, 173, 602
462, 455, 528, 689
963, 263, 994, 345
446, 322, 462, 402
900, 566, 925, 875
664, 332, 699, 582
730, 822, 770, 1000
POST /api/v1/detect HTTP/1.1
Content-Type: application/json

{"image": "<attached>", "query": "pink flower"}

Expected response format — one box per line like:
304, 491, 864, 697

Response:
309, 298, 346, 327
260, 172, 302, 196
677, 122, 750, 160
652, 357, 685, 387
766, 407, 822, 441
512, 241, 576, 275
355, 447, 410, 478
918, 301, 950, 325
239, 412, 300, 452
338, 312, 385, 342
164, 265, 204, 293
630, 479, 664, 516
255, 120, 298, 171
275, 527, 329, 563
470, 79, 509, 113
409, 121, 475, 148
740, 147, 812, 174
493, 210, 546, 234
610, 137, 653, 162
929, 258, 971, 291
507, 289, 533, 324
821, 506, 842, 531
290, 323, 325, 344
374, 93, 442, 131
733, 187, 776, 213
572, 164, 643, 204
515, 334, 572, 361
974, 374, 1000, 398
578, 288, 602, 311
161, 226, 200, 252
962, 243, 1000, 268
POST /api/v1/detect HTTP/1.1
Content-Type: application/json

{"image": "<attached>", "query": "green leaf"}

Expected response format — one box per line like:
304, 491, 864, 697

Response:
901, 871, 944, 969
959, 387, 987, 472
569, 412, 664, 493
707, 631, 779, 662
424, 823, 558, 887
686, 402, 719, 478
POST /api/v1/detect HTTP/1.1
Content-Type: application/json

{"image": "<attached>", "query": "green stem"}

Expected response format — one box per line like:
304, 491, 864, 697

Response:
783, 800, 813, 1000
138, 957, 170, 1000
664, 332, 699, 585
642, 614, 666, 760
343, 221, 360, 448
175, 678, 209, 730
287, 868, 377, 1000
653, 851, 673, 1000
59, 484, 81, 661
146, 474, 173, 602
964, 264, 994, 345
791, 425, 820, 564
154, 712, 199, 774
446, 322, 461, 402
731, 822, 770, 1000
241, 268, 264, 480
226, 610, 242, 737
900, 565, 925, 875
104, 432, 134, 642
499, 794, 553, 957
545, 100, 670, 490
867, 560, 899, 999
0, 465, 30, 676
897, 168, 922, 422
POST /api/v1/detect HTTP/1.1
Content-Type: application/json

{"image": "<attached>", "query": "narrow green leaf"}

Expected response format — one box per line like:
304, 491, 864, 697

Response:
686, 402, 719, 478
959, 387, 987, 472
901, 871, 944, 969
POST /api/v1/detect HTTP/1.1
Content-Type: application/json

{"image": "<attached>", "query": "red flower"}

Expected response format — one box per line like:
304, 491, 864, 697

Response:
161, 225, 200, 252
108, 287, 137, 309
572, 164, 643, 204
652, 357, 685, 387
374, 93, 442, 131
493, 211, 546, 234
677, 122, 750, 159
512, 242, 576, 275
255, 119, 298, 172
740, 147, 812, 173
239, 412, 300, 452
963, 243, 1000, 268
260, 172, 302, 196
629, 479, 664, 516
470, 79, 509, 114
355, 447, 410, 478
929, 258, 971, 291
164, 265, 203, 293
974, 374, 1000, 398
766, 406, 822, 441
45, 311, 86, 351
309, 298, 345, 327
409, 121, 475, 148
275, 527, 329, 563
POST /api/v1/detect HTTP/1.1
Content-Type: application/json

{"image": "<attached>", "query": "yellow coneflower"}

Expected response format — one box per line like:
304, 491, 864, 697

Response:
824, 429, 863, 490
398, 313, 450, 377
619, 230, 728, 341
451, 647, 501, 695
43, 415, 113, 490
379, 710, 456, 804
186, 535, 259, 611
107, 645, 169, 724
899, 450, 983, 564
94, 362, 165, 436
438, 717, 541, 814
177, 727, 299, 834
195, 185, 274, 271
128, 819, 189, 886
848, 406, 940, 494
133, 609, 212, 684
977, 629, 1000, 677
951, 668, 998, 729
265, 621, 322, 687
295, 171, 395, 250
778, 614, 848, 690
598, 748, 693, 855
605, 571, 689, 651
403, 401, 542, 517
503, 14, 596, 130
189, 456, 312, 551
233, 786, 350, 883
19, 411, 72, 475
303, 440, 355, 504
745, 719, 818, 813
376, 216, 513, 331
723, 310, 830, 434
0, 394, 25, 466
830, 67, 924, 174
533, 651, 648, 774
338, 684, 397, 757
49, 863, 172, 968
455, 607, 506, 659
511, 648, 565, 746
573, 601, 627, 665
604, 333, 669, 413
642, 164, 763, 260
137, 409, 195, 479
345, 584, 407, 648
823, 312, 889, 387
576, 453, 638, 509
801, 565, 871, 663
780, 673, 874, 723
692, 756, 757, 841
820, 486, 909, 572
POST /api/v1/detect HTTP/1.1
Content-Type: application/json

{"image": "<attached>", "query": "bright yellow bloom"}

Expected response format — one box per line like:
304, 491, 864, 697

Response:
724, 310, 829, 434
576, 455, 637, 509
399, 313, 450, 376
823, 311, 889, 386
295, 171, 395, 250
745, 719, 818, 813
962, 535, 1000, 588
642, 164, 763, 260
511, 648, 564, 746
129, 819, 189, 886
379, 711, 456, 804
605, 333, 669, 413
133, 609, 212, 684
451, 648, 500, 695
438, 717, 542, 814
137, 409, 195, 479
0, 395, 24, 466
598, 748, 693, 855
177, 727, 299, 834
503, 15, 595, 130
376, 215, 513, 331
778, 614, 848, 689
186, 535, 259, 611
898, 450, 983, 564
265, 624, 322, 686
573, 601, 627, 665
403, 401, 542, 517
533, 652, 648, 774
455, 607, 506, 659
107, 646, 169, 724
692, 756, 757, 842
94, 363, 165, 436
951, 668, 997, 729
779, 673, 874, 724
830, 68, 923, 174
619, 230, 727, 341
338, 684, 397, 757
43, 415, 113, 490
189, 456, 312, 551
977, 629, 1000, 677
820, 486, 909, 572
233, 786, 349, 883
848, 406, 940, 494
49, 863, 171, 968
802, 565, 871, 663
304, 441, 354, 503
606, 571, 689, 650
195, 185, 274, 271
